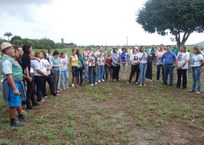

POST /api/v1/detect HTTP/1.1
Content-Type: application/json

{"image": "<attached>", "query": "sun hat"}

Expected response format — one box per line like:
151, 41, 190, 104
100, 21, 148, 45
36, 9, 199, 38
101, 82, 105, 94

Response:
1, 42, 13, 51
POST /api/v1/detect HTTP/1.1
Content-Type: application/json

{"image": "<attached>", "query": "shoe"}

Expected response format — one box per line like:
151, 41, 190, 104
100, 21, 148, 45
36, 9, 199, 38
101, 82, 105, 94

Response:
72, 84, 75, 87
98, 80, 101, 83
10, 120, 24, 127
66, 87, 69, 89
44, 96, 49, 99
195, 92, 200, 95
91, 84, 94, 86
127, 82, 130, 84
18, 114, 29, 121
139, 84, 142, 87
95, 82, 98, 85
143, 84, 147, 87
135, 82, 138, 84
188, 90, 195, 93
102, 79, 105, 82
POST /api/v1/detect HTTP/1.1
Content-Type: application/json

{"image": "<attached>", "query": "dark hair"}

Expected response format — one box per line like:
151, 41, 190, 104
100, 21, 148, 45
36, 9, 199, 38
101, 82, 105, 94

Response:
122, 48, 126, 52
41, 51, 47, 59
53, 50, 59, 56
14, 46, 19, 53
22, 44, 31, 55
180, 44, 186, 52
113, 48, 118, 53
139, 46, 144, 52
193, 47, 201, 54
76, 49, 80, 56
72, 49, 76, 53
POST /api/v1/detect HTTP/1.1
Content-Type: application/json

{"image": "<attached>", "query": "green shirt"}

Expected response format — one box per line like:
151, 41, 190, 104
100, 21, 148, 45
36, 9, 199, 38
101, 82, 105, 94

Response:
1, 55, 23, 81
51, 58, 60, 71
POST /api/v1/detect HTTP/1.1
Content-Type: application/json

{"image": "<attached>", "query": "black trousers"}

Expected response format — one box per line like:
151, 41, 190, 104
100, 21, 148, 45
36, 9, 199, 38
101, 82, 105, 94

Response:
35, 76, 46, 102
43, 74, 56, 96
112, 65, 120, 81
146, 61, 152, 80
25, 75, 36, 106
177, 69, 187, 88
78, 68, 83, 85
128, 64, 140, 83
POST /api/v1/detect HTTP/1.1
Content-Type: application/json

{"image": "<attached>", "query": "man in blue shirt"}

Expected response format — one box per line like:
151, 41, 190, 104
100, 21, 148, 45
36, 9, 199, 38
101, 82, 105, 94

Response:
161, 46, 176, 86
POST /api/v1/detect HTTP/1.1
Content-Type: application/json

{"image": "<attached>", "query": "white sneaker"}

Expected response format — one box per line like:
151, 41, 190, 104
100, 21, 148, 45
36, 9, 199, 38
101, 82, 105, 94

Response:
66, 87, 69, 89
95, 82, 98, 85
196, 91, 200, 95
91, 84, 94, 86
72, 84, 75, 87
102, 79, 105, 82
98, 80, 101, 83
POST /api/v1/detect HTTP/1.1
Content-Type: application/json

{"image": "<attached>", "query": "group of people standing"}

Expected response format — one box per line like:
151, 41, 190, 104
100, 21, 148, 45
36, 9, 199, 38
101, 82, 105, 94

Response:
0, 41, 203, 127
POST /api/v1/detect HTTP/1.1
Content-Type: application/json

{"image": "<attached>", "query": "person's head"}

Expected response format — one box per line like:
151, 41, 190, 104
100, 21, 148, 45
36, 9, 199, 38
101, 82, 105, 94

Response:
133, 48, 138, 54
22, 44, 32, 55
160, 44, 164, 50
53, 50, 59, 59
35, 51, 43, 59
14, 46, 20, 59
72, 49, 76, 55
1, 42, 15, 57
122, 48, 126, 52
113, 48, 118, 54
192, 47, 201, 55
29, 50, 35, 58
140, 46, 144, 52
48, 49, 52, 54
107, 51, 111, 56
179, 45, 186, 52
99, 47, 103, 52
166, 45, 172, 52
16, 47, 24, 56
61, 52, 66, 58
76, 49, 82, 56
41, 51, 47, 59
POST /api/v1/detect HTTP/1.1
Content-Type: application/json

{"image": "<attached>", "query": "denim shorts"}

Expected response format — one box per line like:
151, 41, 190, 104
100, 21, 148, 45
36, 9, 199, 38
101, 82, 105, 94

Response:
9, 83, 22, 107
72, 66, 78, 76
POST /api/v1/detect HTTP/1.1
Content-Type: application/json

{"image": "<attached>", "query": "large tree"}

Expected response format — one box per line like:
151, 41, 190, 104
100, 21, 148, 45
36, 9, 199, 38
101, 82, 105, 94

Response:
137, 0, 204, 46
3, 32, 13, 41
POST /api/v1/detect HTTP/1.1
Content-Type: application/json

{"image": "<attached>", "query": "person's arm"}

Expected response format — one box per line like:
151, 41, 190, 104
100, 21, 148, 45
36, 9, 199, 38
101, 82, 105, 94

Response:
25, 67, 32, 82
69, 56, 72, 72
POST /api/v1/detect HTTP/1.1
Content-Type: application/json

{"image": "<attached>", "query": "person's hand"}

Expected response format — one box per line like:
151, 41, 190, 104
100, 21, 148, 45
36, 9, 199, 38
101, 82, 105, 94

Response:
70, 68, 72, 72
27, 76, 32, 82
13, 88, 20, 96
177, 67, 181, 70
44, 74, 49, 77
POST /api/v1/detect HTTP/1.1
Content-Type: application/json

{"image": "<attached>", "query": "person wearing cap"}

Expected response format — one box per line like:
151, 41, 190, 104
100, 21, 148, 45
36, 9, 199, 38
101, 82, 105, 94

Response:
1, 42, 26, 127
161, 46, 177, 86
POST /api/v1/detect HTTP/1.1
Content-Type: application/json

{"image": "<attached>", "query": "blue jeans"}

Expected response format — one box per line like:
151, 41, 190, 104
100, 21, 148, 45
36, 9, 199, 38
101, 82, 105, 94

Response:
139, 63, 147, 85
97, 65, 105, 81
88, 66, 96, 84
163, 65, 174, 86
84, 65, 89, 80
192, 67, 202, 92
61, 71, 69, 88
58, 69, 61, 90
157, 64, 164, 81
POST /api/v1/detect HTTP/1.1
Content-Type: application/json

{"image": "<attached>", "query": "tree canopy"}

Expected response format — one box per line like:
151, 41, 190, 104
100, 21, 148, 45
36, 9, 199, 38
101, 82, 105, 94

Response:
137, 0, 204, 46
4, 32, 13, 41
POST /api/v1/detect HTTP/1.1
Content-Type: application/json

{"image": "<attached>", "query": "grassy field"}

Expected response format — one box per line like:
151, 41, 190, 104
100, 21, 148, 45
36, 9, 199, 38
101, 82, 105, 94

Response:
0, 48, 204, 145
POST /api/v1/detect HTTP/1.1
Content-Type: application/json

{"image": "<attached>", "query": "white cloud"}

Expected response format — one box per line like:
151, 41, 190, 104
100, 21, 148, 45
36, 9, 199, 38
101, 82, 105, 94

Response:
0, 0, 204, 45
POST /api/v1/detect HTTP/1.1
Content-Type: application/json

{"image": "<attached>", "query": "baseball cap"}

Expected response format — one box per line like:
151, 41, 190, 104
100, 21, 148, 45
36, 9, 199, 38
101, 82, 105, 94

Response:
1, 42, 13, 51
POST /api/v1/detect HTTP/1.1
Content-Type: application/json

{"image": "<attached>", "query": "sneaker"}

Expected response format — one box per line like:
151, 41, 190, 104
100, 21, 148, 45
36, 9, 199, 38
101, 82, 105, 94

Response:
95, 82, 98, 85
135, 82, 138, 84
72, 84, 75, 87
98, 80, 101, 83
10, 120, 24, 127
66, 87, 69, 89
44, 96, 49, 99
91, 84, 94, 86
18, 115, 29, 121
143, 84, 147, 87
102, 79, 105, 82
139, 84, 142, 87
195, 92, 200, 95
188, 90, 195, 93
63, 87, 66, 90
127, 82, 130, 84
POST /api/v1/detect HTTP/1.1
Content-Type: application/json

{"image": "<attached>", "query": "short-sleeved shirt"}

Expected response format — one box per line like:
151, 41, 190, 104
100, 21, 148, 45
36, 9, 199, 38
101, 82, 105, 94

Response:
190, 54, 203, 67
138, 52, 147, 64
41, 59, 52, 74
120, 52, 128, 63
130, 53, 139, 65
2, 55, 23, 81
60, 57, 68, 71
156, 51, 165, 65
51, 58, 61, 71
176, 52, 189, 69
31, 59, 47, 76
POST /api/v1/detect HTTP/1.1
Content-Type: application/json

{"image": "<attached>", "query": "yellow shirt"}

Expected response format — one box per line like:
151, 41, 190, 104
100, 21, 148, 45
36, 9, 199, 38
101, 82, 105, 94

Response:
71, 55, 78, 67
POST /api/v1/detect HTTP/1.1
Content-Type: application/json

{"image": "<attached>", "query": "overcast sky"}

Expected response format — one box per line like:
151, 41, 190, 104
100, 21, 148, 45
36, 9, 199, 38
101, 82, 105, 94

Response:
0, 0, 203, 46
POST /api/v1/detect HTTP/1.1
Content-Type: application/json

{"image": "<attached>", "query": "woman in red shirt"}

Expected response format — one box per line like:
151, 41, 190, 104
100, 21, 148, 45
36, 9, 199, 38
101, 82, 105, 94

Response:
105, 51, 112, 80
